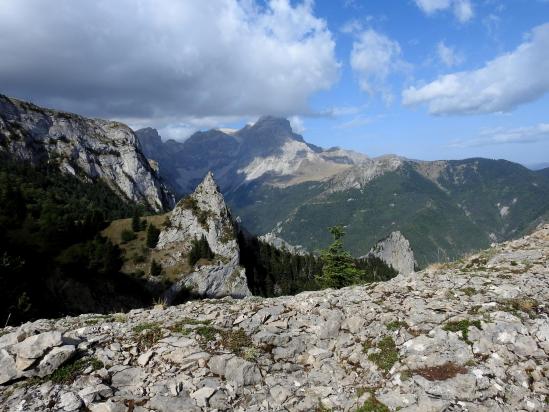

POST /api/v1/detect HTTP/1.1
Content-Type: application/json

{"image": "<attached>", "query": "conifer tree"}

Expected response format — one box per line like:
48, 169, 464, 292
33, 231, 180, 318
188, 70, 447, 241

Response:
317, 225, 362, 289
146, 224, 160, 248
131, 210, 142, 232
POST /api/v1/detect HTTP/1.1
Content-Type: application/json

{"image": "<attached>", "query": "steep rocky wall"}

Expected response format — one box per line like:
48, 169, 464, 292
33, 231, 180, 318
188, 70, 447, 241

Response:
365, 231, 417, 275
0, 95, 174, 211
1, 225, 547, 411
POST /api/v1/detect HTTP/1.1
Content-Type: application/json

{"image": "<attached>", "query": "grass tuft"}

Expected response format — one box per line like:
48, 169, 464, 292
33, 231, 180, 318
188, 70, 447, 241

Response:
365, 336, 399, 373
443, 319, 481, 344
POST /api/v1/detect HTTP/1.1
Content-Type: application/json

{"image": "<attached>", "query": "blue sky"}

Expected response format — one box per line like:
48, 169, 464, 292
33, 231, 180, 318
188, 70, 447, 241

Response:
0, 0, 548, 166
293, 0, 549, 165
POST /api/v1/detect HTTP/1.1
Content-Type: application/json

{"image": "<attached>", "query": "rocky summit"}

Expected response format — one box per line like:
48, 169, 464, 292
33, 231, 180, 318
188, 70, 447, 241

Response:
0, 225, 548, 411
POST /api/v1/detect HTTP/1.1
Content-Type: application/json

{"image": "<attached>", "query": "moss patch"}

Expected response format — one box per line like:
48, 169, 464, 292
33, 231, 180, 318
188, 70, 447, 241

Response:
356, 394, 390, 412
443, 319, 481, 344
385, 320, 407, 331
365, 336, 399, 373
133, 322, 163, 351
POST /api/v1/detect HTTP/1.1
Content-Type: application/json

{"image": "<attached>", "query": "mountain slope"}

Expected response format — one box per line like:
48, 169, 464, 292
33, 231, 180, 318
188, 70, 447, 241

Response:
0, 95, 174, 211
137, 119, 549, 266
538, 166, 549, 178
1, 224, 547, 411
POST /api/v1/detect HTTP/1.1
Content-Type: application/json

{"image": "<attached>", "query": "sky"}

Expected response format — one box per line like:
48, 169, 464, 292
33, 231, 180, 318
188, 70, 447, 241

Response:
0, 0, 548, 166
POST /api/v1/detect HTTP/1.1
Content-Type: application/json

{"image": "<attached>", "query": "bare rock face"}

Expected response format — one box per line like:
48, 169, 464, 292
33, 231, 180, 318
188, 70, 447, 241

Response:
258, 232, 307, 255
1, 225, 548, 411
157, 172, 251, 299
365, 231, 417, 275
0, 94, 174, 211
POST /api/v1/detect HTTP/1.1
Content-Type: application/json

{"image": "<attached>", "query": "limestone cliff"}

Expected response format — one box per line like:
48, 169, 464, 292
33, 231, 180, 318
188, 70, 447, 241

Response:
364, 231, 417, 275
1, 225, 547, 411
0, 94, 174, 211
157, 172, 251, 299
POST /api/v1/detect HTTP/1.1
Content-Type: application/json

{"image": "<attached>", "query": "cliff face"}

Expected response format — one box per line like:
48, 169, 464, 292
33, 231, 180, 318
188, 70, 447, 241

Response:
157, 172, 251, 299
1, 225, 547, 411
365, 231, 417, 275
0, 95, 174, 211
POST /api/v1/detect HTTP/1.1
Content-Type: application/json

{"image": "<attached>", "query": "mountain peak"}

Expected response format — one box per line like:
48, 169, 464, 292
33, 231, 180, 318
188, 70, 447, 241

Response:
196, 171, 220, 194
248, 116, 294, 135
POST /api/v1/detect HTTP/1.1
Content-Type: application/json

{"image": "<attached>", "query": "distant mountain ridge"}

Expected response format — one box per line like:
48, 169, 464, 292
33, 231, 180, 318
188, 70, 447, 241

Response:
138, 118, 549, 266
136, 116, 371, 194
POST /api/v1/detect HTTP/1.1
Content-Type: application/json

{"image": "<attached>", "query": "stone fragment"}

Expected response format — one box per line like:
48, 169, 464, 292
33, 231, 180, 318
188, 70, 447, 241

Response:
190, 386, 216, 407
148, 394, 201, 412
58, 392, 83, 411
11, 330, 63, 360
0, 349, 18, 384
37, 345, 75, 377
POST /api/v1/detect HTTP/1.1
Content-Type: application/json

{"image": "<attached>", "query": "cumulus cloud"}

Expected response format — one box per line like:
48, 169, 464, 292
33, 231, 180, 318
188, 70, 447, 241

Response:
288, 116, 306, 134
349, 29, 407, 102
403, 23, 549, 115
0, 0, 339, 137
451, 123, 549, 147
414, 0, 474, 22
437, 41, 464, 67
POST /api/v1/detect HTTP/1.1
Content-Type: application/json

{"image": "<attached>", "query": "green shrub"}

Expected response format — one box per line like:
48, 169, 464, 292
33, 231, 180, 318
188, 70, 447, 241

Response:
121, 229, 137, 243
149, 259, 162, 277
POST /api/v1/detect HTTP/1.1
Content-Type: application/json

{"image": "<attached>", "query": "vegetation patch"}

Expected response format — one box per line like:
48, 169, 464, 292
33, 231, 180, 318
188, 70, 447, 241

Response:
443, 319, 482, 344
188, 235, 215, 266
25, 356, 103, 386
195, 325, 220, 342
356, 393, 390, 412
121, 229, 137, 243
133, 322, 163, 351
220, 328, 254, 355
385, 320, 408, 331
498, 297, 542, 318
411, 362, 468, 381
460, 287, 477, 297
169, 318, 211, 335
364, 336, 399, 373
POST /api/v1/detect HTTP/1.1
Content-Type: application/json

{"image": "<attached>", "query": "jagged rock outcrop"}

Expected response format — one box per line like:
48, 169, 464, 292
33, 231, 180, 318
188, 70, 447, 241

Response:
258, 232, 307, 255
363, 231, 417, 275
0, 95, 174, 211
1, 225, 547, 411
157, 172, 251, 299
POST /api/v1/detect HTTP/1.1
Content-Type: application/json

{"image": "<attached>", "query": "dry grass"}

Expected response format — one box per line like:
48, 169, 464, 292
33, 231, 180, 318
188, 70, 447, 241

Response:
411, 362, 468, 381
101, 214, 193, 278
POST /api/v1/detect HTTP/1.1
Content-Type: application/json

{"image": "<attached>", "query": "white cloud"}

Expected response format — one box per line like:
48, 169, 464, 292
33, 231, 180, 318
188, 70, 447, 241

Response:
414, 0, 474, 22
350, 29, 407, 102
288, 116, 306, 134
403, 23, 549, 115
453, 0, 474, 22
437, 41, 464, 67
451, 123, 549, 147
0, 0, 339, 138
335, 114, 375, 129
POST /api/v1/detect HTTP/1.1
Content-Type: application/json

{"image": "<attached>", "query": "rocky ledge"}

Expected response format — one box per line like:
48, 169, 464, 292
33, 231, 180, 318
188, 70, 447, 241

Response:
0, 226, 548, 411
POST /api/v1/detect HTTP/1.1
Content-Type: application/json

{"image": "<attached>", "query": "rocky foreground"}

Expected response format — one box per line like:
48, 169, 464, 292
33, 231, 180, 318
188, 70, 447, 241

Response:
1, 227, 548, 411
